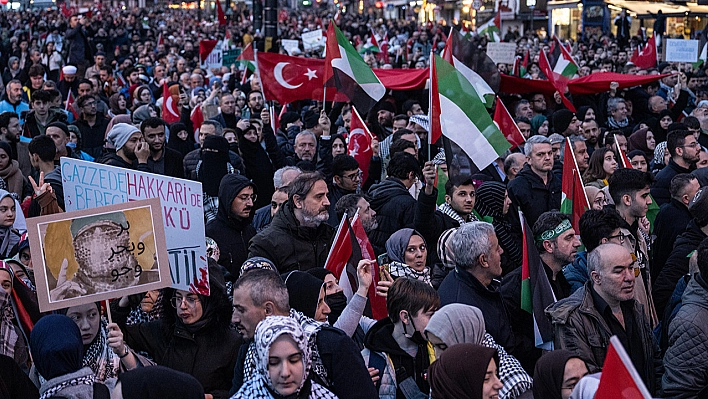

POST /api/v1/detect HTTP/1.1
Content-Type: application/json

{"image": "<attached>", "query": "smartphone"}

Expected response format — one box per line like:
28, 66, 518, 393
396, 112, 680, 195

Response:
377, 253, 390, 281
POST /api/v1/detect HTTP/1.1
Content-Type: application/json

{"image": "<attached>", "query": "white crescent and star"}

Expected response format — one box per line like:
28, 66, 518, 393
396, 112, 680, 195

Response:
274, 62, 319, 89
165, 96, 180, 118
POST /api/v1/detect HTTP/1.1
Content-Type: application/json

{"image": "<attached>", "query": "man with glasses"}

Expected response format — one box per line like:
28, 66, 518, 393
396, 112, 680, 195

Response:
529, 93, 547, 117
206, 174, 257, 278
71, 94, 110, 160
327, 155, 360, 227
502, 211, 580, 371
652, 130, 700, 206
547, 243, 660, 396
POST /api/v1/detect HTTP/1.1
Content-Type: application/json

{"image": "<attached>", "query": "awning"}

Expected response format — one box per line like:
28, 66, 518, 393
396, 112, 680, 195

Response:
686, 2, 708, 15
607, 0, 689, 18
546, 0, 580, 10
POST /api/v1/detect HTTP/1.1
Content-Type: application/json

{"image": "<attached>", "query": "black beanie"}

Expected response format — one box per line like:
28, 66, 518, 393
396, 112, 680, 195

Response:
552, 109, 574, 134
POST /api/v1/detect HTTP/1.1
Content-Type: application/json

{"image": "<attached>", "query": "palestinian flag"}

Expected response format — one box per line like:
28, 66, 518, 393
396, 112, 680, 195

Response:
493, 96, 526, 149
442, 29, 496, 108
478, 12, 501, 42
360, 29, 380, 54
237, 42, 257, 84
550, 36, 578, 79
324, 21, 385, 114
539, 49, 576, 112
694, 42, 707, 70
431, 54, 509, 170
616, 134, 632, 169
216, 0, 227, 26
560, 138, 590, 232
520, 211, 556, 350
595, 336, 653, 399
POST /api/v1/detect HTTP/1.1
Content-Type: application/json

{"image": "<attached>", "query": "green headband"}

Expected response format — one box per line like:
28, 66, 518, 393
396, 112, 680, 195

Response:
535, 219, 572, 243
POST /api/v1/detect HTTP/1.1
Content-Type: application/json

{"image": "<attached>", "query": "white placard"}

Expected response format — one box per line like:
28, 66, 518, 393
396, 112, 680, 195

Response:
282, 39, 300, 55
665, 39, 699, 63
486, 42, 517, 65
302, 29, 324, 50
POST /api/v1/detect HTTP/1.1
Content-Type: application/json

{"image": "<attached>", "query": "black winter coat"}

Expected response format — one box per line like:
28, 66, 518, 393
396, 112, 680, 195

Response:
205, 174, 257, 278
236, 124, 286, 210
183, 148, 245, 180
143, 147, 185, 179
652, 199, 692, 282
248, 201, 333, 273
507, 165, 562, 228
651, 159, 695, 207
653, 219, 706, 318
367, 178, 416, 255
414, 187, 460, 266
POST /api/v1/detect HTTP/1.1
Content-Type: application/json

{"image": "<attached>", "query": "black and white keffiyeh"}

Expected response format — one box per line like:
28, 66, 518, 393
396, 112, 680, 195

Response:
233, 316, 338, 399
82, 318, 119, 382
389, 261, 431, 286
438, 203, 477, 225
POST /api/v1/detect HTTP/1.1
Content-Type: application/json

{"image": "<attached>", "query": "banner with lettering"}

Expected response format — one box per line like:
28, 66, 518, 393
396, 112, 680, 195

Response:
60, 158, 210, 295
27, 198, 172, 312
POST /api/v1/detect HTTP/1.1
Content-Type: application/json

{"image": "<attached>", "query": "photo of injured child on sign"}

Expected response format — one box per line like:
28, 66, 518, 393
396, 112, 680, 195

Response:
27, 198, 170, 312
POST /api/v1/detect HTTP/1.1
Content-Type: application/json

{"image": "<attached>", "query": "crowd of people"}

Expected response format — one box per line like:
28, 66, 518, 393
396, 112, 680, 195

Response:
0, 3, 707, 399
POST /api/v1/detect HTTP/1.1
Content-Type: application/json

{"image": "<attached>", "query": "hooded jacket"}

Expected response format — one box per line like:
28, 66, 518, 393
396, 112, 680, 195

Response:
507, 164, 562, 228
205, 174, 257, 278
653, 219, 706, 317
22, 107, 68, 138
367, 178, 416, 255
662, 274, 708, 398
248, 201, 333, 273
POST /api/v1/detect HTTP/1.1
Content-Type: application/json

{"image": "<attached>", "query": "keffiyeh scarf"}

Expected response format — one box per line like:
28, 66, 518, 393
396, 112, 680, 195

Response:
235, 316, 338, 399
389, 261, 431, 286
0, 289, 17, 359
438, 203, 477, 225
82, 319, 119, 382
606, 116, 629, 129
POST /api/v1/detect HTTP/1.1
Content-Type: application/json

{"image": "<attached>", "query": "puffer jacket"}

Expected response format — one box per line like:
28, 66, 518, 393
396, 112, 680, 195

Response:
563, 251, 589, 294
205, 174, 256, 278
653, 219, 706, 318
546, 283, 660, 395
662, 274, 708, 398
367, 178, 416, 255
248, 201, 333, 273
507, 164, 562, 228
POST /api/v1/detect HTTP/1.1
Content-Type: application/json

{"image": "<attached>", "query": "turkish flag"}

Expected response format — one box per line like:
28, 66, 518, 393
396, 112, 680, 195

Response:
595, 336, 652, 399
348, 107, 373, 182
493, 96, 526, 148
191, 104, 204, 132
259, 52, 340, 105
162, 83, 181, 124
216, 0, 227, 26
631, 36, 657, 70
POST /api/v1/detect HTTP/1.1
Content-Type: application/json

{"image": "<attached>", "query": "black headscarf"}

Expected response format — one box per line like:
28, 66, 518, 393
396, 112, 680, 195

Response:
30, 314, 83, 380
198, 136, 230, 197
532, 350, 583, 399
167, 122, 195, 158
283, 271, 324, 319
428, 343, 499, 399
118, 365, 204, 399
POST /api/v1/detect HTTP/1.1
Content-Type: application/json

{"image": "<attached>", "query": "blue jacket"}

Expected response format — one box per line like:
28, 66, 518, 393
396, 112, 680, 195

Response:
564, 251, 589, 294
0, 100, 29, 125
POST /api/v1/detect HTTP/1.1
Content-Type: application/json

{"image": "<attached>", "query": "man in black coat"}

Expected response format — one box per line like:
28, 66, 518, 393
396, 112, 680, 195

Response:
652, 174, 699, 281
140, 117, 184, 179
508, 135, 562, 227
327, 154, 359, 227
654, 187, 708, 318
205, 174, 257, 279
367, 152, 421, 255
651, 130, 699, 206
438, 221, 517, 355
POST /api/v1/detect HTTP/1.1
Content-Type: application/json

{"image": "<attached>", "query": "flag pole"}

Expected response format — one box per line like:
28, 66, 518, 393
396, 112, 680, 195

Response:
428, 49, 434, 162
566, 137, 591, 209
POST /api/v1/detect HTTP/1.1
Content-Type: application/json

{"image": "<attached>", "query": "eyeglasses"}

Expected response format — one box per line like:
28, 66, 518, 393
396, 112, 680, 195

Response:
236, 194, 257, 203
342, 170, 362, 181
682, 142, 701, 149
171, 295, 200, 308
606, 233, 628, 243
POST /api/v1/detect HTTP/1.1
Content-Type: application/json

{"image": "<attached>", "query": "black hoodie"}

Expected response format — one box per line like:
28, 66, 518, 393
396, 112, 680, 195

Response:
205, 174, 257, 279
367, 177, 416, 255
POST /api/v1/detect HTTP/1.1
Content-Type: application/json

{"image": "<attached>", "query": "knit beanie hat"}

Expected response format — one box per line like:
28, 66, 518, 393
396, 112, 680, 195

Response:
107, 123, 141, 150
552, 109, 574, 134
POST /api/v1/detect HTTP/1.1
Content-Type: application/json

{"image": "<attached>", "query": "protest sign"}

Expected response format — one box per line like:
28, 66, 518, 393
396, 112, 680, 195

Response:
282, 39, 300, 55
28, 198, 171, 312
486, 42, 517, 65
222, 49, 241, 67
200, 40, 223, 70
302, 29, 323, 50
60, 157, 210, 295
665, 39, 699, 63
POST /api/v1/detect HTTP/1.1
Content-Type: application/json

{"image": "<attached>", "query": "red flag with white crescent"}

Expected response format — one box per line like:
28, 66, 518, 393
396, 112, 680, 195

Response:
347, 107, 373, 182
162, 83, 181, 124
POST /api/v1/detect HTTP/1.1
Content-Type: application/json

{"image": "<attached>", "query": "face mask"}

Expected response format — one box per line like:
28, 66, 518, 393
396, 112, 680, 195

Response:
403, 312, 428, 346
325, 291, 347, 325
67, 142, 77, 149
229, 142, 239, 154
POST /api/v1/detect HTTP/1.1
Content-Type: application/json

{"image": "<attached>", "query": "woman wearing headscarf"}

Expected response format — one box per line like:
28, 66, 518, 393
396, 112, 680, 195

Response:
385, 228, 431, 285
30, 314, 110, 399
2, 57, 27, 86
108, 93, 130, 118
627, 128, 656, 160
0, 262, 29, 370
0, 190, 22, 259
584, 186, 607, 211
428, 343, 503, 399
131, 104, 157, 126
0, 142, 30, 200
475, 182, 522, 274
576, 106, 596, 124
647, 109, 672, 143
233, 316, 339, 399
424, 304, 532, 399
197, 136, 235, 224
283, 271, 330, 323
532, 350, 588, 399
112, 366, 204, 399
167, 122, 195, 158
111, 268, 242, 399
530, 115, 548, 137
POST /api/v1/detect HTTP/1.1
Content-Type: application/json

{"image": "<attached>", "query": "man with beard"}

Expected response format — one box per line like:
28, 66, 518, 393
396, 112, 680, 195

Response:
251, 166, 302, 232
502, 211, 580, 372
71, 95, 110, 160
140, 117, 184, 178
0, 112, 31, 177
249, 172, 334, 273
335, 193, 378, 233
652, 130, 700, 206
327, 155, 360, 226
0, 81, 29, 125
581, 119, 601, 156
242, 91, 264, 120
372, 101, 395, 140
205, 174, 257, 279
57, 65, 79, 102
211, 93, 239, 130
102, 123, 150, 171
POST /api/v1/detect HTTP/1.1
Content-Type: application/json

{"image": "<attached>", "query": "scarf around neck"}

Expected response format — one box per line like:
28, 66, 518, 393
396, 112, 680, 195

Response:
389, 261, 431, 286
